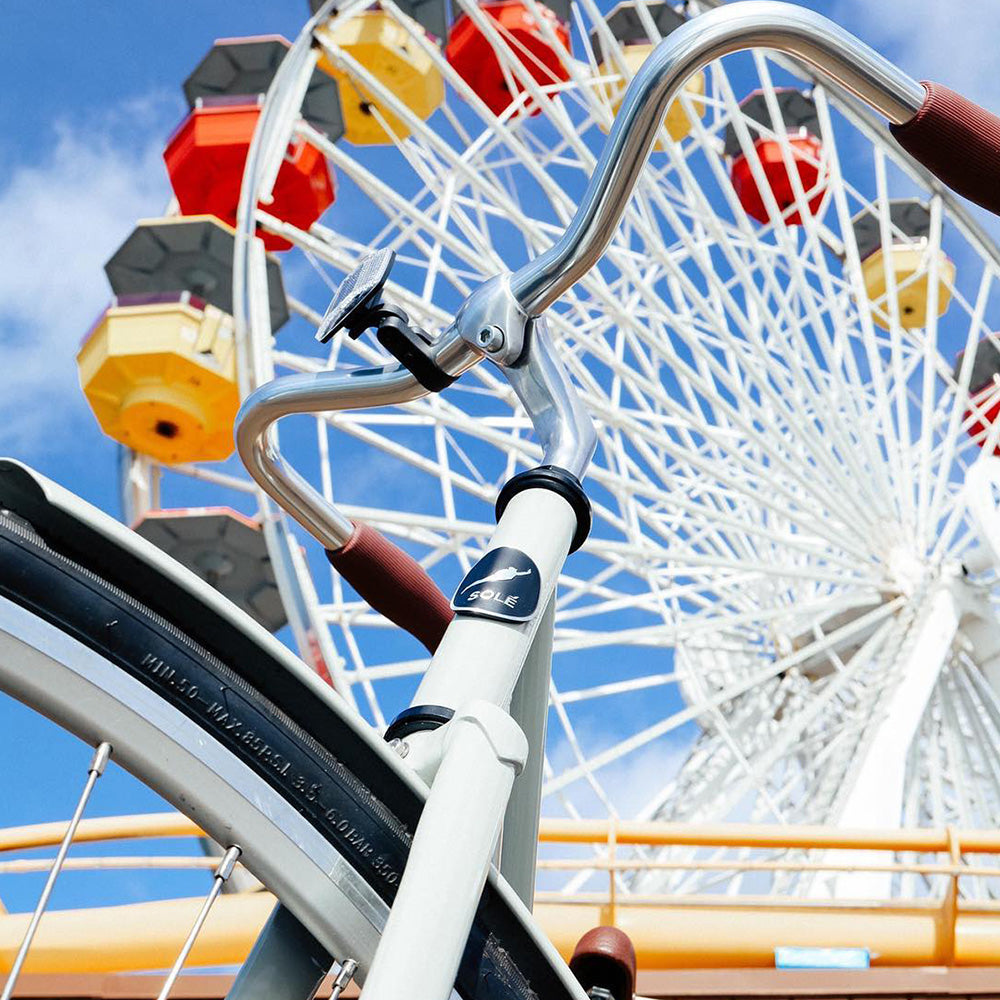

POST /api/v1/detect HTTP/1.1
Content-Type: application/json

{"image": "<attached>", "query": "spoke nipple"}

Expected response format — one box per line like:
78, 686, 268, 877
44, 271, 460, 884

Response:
215, 845, 242, 881
331, 958, 358, 999
476, 326, 505, 353
89, 742, 113, 776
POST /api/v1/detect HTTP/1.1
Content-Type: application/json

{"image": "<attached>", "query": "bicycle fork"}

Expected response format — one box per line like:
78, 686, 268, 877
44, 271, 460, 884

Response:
362, 702, 528, 999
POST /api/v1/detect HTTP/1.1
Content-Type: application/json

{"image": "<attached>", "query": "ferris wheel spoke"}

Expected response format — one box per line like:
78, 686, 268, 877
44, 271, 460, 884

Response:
677, 616, 901, 828
873, 148, 922, 537
770, 725, 865, 819
541, 640, 845, 798
556, 671, 680, 704
580, 357, 882, 558
587, 442, 844, 574
920, 706, 949, 829
319, 29, 599, 258
926, 274, 995, 542
340, 657, 434, 684
777, 87, 901, 509
546, 678, 621, 816
555, 560, 660, 615
934, 675, 983, 886
635, 321, 889, 547
798, 98, 917, 522
672, 81, 900, 520
721, 67, 870, 422
910, 197, 949, 549
335, 614, 390, 727
303, 133, 518, 284
954, 661, 1000, 830
165, 462, 256, 495
957, 657, 1000, 784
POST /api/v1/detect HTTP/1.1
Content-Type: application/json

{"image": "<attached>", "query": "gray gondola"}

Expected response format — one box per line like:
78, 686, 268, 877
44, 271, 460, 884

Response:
954, 338, 1000, 395
105, 216, 290, 331
310, 0, 451, 43
133, 507, 288, 633
723, 89, 819, 158
184, 35, 346, 142
851, 198, 931, 261
589, 1, 685, 66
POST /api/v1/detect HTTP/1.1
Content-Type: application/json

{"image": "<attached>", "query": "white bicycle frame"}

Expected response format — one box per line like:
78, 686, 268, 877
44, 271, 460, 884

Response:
235, 3, 929, 996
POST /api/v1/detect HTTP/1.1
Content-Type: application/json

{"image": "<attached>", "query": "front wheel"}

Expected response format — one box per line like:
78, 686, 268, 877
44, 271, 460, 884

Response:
0, 459, 582, 1000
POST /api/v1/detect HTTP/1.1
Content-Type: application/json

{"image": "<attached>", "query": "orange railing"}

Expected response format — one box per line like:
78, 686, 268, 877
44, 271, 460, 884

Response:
3, 814, 1000, 970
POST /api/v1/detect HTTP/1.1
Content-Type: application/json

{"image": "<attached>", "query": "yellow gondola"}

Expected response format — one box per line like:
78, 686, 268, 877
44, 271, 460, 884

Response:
597, 44, 704, 145
77, 292, 239, 465
860, 245, 955, 331
592, 2, 704, 147
316, 11, 444, 145
852, 199, 954, 330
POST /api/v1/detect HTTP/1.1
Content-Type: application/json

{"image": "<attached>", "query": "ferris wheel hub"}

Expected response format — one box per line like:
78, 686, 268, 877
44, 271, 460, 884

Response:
885, 546, 926, 596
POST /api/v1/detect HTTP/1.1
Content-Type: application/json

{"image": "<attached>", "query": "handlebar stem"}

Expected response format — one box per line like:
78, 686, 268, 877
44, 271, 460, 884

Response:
504, 318, 597, 479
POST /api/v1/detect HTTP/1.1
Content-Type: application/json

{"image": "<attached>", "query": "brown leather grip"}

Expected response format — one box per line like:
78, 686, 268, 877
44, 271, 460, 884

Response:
569, 926, 636, 1000
890, 82, 1000, 217
327, 522, 454, 653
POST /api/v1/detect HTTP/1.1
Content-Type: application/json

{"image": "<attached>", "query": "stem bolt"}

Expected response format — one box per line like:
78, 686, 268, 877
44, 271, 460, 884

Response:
476, 326, 505, 353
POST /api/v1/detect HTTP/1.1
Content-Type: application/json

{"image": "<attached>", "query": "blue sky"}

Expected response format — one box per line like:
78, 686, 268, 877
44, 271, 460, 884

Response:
3, 0, 1000, 918
4, 0, 1000, 501
0, 0, 347, 918
0, 2, 316, 511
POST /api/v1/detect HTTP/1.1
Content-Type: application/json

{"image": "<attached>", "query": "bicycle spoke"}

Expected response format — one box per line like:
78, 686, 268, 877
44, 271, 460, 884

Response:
155, 846, 242, 1000
0, 742, 112, 1000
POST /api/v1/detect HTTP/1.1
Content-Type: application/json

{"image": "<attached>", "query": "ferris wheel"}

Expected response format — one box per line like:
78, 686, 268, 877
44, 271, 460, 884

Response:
76, 0, 1000, 905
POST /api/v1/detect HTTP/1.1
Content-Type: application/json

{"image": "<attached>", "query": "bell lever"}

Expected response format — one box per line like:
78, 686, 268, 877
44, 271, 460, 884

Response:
316, 248, 458, 392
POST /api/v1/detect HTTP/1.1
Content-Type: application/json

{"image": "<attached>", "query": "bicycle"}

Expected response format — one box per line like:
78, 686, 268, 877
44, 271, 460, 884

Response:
3, 3, 999, 998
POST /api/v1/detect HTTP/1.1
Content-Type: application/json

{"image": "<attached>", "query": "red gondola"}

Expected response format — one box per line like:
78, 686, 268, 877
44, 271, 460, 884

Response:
446, 0, 571, 118
164, 100, 335, 252
956, 337, 1000, 453
724, 90, 825, 226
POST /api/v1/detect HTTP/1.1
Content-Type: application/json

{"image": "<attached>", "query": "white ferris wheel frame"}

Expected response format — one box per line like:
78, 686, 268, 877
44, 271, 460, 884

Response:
117, 0, 1000, 907
221, 3, 1000, 993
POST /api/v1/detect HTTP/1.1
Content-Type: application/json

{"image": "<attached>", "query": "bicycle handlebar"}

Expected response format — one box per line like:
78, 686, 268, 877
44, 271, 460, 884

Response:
891, 82, 1000, 218
327, 520, 455, 653
237, 0, 1000, 652
235, 363, 455, 653
509, 0, 926, 316
237, 362, 427, 547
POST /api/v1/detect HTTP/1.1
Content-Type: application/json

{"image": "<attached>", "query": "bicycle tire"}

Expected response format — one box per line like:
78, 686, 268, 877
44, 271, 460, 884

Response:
0, 459, 583, 1000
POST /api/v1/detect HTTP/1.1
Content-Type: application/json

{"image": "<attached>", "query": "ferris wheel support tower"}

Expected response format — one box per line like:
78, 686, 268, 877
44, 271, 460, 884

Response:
824, 460, 1000, 898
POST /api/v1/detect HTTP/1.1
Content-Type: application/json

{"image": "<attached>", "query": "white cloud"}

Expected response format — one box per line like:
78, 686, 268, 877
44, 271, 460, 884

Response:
831, 0, 1000, 109
0, 99, 175, 451
544, 720, 691, 820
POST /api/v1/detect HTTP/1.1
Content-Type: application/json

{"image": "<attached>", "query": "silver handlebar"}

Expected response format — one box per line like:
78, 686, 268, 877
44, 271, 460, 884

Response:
506, 0, 924, 317
236, 363, 428, 547
237, 0, 925, 551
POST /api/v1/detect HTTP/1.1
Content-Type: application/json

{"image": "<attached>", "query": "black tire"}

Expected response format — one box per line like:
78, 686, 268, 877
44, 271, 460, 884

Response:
0, 461, 576, 1000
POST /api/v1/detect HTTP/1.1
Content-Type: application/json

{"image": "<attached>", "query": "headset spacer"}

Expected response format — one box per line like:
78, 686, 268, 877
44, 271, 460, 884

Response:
495, 465, 591, 553
384, 704, 455, 743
